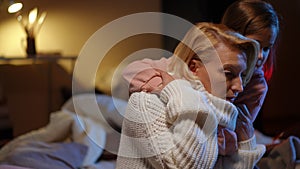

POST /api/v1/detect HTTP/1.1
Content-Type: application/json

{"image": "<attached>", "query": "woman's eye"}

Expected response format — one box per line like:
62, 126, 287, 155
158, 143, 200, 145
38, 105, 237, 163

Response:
224, 70, 234, 79
262, 46, 271, 52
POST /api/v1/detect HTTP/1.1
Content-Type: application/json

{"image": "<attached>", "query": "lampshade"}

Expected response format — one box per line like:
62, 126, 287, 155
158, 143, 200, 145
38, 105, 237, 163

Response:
7, 0, 23, 13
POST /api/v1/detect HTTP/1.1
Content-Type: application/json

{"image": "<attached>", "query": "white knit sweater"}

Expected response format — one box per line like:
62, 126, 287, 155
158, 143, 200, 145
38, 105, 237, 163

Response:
116, 79, 265, 169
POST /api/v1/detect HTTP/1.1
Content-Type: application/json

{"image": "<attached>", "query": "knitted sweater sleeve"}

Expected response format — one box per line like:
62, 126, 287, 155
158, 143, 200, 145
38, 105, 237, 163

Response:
117, 79, 221, 169
215, 135, 266, 169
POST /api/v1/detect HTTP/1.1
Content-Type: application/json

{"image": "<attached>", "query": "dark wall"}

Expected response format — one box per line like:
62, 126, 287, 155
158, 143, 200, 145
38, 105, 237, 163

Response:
162, 0, 300, 137
162, 0, 236, 52
162, 0, 236, 23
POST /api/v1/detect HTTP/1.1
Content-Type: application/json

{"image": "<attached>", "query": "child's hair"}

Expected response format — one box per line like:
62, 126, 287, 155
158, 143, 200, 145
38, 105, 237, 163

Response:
168, 22, 259, 89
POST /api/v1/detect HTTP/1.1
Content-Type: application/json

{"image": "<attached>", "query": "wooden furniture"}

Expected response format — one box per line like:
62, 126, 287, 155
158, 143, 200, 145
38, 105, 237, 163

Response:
0, 56, 76, 137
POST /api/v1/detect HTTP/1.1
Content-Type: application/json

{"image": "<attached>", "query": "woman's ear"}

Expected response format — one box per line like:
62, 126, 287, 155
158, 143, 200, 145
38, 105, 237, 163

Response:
188, 58, 201, 73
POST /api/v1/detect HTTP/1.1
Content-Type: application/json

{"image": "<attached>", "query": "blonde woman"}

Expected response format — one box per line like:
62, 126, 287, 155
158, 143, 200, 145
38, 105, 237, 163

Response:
117, 22, 264, 169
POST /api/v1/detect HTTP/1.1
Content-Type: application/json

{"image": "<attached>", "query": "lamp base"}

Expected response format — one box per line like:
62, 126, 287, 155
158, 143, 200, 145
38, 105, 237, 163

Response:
26, 37, 36, 58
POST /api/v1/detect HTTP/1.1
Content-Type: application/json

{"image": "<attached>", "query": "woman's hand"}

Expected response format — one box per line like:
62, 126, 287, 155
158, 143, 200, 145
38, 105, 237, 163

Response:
129, 68, 161, 94
140, 69, 175, 94
218, 126, 238, 155
235, 104, 255, 142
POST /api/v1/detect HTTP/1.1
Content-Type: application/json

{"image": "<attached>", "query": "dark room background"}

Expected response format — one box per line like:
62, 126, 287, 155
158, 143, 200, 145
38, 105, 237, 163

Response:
162, 0, 300, 138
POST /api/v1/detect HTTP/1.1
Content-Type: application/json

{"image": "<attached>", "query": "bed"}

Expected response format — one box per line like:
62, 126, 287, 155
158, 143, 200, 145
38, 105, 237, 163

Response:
0, 93, 128, 169
1, 93, 300, 169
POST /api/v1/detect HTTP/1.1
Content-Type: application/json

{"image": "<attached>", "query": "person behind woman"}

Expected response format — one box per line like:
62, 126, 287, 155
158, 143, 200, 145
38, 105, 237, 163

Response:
221, 0, 280, 124
223, 4, 300, 168
116, 22, 264, 169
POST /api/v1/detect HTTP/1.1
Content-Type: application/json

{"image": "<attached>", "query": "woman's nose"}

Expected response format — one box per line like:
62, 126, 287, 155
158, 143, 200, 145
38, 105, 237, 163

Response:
231, 77, 244, 94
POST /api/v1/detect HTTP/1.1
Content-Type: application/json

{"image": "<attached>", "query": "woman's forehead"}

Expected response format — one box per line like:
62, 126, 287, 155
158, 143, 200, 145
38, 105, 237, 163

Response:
216, 43, 247, 63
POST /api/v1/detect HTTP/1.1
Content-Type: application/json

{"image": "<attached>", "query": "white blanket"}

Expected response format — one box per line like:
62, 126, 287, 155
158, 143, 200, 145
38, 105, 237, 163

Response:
0, 94, 127, 167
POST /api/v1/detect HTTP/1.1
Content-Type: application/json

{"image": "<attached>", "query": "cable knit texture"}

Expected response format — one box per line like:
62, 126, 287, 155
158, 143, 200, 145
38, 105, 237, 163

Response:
116, 79, 265, 169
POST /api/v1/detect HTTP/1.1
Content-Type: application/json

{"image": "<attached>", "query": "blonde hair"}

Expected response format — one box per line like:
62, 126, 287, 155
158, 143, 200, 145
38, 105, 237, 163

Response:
168, 22, 259, 88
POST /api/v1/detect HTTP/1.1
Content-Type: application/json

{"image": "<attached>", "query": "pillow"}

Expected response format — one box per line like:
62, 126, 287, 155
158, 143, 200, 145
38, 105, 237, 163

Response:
62, 93, 127, 131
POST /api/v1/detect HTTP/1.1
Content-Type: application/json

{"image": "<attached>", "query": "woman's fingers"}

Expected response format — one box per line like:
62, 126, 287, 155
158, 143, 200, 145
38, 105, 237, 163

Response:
235, 106, 254, 141
154, 68, 175, 86
218, 126, 238, 155
140, 76, 162, 92
138, 68, 175, 94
